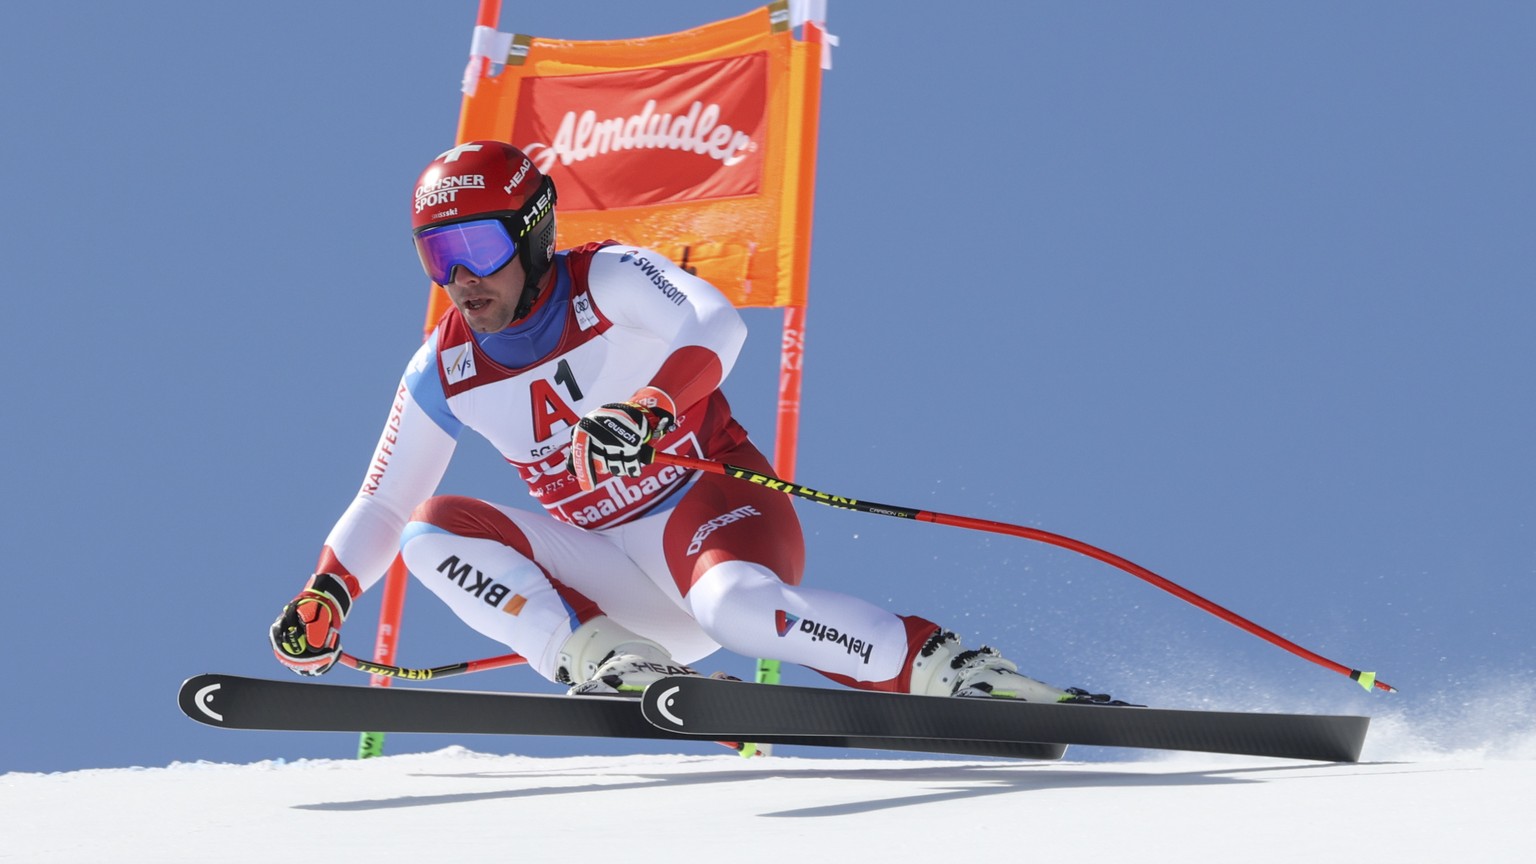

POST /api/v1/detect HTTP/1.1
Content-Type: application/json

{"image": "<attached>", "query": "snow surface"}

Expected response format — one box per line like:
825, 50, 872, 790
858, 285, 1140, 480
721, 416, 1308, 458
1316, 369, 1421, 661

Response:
5, 730, 1532, 863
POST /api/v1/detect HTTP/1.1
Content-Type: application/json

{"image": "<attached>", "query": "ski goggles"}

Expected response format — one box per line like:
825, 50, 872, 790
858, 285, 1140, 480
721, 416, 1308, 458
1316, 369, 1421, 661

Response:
413, 218, 518, 286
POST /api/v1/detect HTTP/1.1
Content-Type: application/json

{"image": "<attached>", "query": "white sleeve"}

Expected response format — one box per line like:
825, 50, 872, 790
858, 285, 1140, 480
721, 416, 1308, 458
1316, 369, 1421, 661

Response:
584, 246, 748, 404
321, 342, 458, 593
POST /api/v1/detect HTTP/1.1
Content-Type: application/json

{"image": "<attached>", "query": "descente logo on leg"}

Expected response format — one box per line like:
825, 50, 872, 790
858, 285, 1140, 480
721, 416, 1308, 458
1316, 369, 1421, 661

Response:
687, 505, 761, 554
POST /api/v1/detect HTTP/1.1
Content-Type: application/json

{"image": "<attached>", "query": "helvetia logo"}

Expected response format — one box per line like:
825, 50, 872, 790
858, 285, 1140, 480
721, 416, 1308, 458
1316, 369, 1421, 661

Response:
777, 615, 877, 665
775, 610, 799, 637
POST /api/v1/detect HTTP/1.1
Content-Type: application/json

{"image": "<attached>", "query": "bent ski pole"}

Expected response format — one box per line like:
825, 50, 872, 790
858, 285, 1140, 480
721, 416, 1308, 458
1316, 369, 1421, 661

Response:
646, 448, 1395, 694
338, 650, 526, 681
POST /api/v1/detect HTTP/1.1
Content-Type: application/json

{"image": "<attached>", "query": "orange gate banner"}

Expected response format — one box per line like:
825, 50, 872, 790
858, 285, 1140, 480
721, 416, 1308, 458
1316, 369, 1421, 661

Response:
423, 1, 825, 326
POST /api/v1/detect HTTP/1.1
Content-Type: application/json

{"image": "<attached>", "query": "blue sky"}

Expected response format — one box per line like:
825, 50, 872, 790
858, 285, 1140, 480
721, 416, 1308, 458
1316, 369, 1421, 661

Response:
2, 2, 1532, 773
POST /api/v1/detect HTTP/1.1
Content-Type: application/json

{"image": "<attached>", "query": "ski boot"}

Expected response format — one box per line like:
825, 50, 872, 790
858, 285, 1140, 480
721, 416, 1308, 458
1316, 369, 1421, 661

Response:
908, 630, 1135, 705
556, 617, 700, 696
556, 618, 761, 755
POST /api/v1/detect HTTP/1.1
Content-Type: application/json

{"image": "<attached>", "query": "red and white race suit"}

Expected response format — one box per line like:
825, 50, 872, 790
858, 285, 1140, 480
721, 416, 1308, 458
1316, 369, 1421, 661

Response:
316, 243, 939, 689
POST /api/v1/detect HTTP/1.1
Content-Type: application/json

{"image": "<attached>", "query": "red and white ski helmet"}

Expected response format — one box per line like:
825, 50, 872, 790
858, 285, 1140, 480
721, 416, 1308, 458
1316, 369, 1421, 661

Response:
410, 140, 557, 284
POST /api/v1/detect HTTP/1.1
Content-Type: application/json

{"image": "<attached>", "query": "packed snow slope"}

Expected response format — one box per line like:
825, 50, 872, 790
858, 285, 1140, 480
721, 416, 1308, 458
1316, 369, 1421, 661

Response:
5, 724, 1533, 863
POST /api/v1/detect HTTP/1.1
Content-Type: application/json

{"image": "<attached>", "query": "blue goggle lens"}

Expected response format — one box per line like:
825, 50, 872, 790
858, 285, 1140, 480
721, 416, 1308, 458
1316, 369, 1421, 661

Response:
413, 219, 517, 285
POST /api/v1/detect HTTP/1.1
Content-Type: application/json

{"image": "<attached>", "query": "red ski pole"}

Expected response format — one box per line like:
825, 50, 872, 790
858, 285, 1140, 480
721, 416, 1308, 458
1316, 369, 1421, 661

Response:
647, 448, 1395, 694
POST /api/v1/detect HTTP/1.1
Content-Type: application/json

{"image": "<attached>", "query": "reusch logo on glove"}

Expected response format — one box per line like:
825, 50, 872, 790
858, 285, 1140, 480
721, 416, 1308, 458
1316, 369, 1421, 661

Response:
596, 415, 642, 445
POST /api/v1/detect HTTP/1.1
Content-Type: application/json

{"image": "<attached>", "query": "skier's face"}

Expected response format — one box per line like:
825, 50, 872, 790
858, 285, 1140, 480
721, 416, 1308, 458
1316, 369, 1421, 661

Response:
444, 258, 532, 333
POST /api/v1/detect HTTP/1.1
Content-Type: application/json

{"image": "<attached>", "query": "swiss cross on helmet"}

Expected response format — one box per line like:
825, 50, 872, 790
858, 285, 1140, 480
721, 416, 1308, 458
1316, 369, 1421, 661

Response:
410, 141, 558, 294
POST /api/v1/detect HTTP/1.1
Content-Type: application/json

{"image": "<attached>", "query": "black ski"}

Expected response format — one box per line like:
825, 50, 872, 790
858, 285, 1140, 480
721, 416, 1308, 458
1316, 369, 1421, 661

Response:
178, 674, 1065, 761
641, 676, 1370, 763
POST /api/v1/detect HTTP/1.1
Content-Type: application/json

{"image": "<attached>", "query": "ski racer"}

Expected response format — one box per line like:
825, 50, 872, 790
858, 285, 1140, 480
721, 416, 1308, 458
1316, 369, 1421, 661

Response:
270, 140, 1119, 705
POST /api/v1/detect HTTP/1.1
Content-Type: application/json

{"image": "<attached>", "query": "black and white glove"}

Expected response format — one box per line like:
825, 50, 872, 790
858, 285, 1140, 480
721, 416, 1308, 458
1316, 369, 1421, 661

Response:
567, 401, 675, 491
269, 573, 352, 676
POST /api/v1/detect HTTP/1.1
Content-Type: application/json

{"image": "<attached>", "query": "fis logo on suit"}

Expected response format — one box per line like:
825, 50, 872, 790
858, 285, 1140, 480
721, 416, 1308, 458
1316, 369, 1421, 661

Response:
441, 343, 477, 384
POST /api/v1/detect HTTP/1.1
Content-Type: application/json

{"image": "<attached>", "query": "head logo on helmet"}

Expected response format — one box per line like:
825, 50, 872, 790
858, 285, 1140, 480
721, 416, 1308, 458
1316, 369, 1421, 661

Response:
410, 140, 558, 299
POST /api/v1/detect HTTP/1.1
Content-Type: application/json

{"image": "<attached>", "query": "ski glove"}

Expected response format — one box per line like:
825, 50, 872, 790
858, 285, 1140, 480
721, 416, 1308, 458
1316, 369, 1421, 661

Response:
270, 573, 352, 676
567, 400, 675, 492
